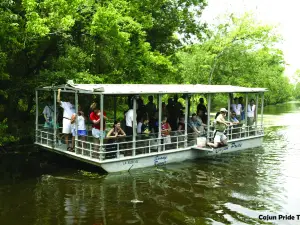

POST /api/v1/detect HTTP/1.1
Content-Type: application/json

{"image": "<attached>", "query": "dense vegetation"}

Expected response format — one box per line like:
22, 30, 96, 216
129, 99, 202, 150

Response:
0, 0, 296, 146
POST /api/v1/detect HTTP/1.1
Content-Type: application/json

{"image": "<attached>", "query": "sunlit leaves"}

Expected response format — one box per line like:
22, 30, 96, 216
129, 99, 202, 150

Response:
177, 13, 292, 104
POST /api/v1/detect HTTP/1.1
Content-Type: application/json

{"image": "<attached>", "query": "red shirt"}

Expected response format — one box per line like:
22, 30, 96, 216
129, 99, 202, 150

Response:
90, 111, 106, 130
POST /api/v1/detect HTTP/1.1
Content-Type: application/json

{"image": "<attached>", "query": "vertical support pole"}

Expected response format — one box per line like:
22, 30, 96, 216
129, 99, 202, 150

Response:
260, 93, 264, 132
245, 93, 248, 137
158, 94, 162, 152
53, 90, 57, 147
206, 94, 211, 141
255, 94, 259, 135
227, 94, 231, 121
132, 96, 137, 156
100, 94, 104, 160
75, 91, 79, 153
184, 94, 189, 148
113, 96, 117, 122
35, 90, 39, 143
227, 93, 231, 140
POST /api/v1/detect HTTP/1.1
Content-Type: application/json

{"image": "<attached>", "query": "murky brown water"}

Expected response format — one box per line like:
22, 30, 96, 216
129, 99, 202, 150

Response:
1, 102, 300, 225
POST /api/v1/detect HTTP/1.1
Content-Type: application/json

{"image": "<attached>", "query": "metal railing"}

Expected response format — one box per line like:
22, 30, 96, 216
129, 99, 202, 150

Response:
35, 123, 264, 161
207, 124, 264, 141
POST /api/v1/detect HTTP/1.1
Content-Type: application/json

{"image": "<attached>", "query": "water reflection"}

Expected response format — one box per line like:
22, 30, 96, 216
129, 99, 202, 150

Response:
0, 101, 300, 225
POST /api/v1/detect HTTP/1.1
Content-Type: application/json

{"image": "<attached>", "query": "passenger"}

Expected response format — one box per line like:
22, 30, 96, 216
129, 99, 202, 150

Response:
137, 116, 143, 134
161, 115, 172, 145
197, 98, 207, 124
177, 116, 185, 132
139, 118, 151, 154
141, 118, 151, 135
229, 111, 239, 125
145, 95, 156, 131
197, 110, 206, 125
177, 116, 185, 145
106, 121, 126, 158
247, 99, 256, 127
137, 98, 146, 120
125, 104, 135, 136
166, 98, 176, 130
89, 103, 107, 151
207, 108, 232, 148
188, 113, 206, 136
57, 89, 75, 149
229, 111, 239, 139
70, 105, 87, 152
239, 96, 245, 121
231, 97, 242, 121
173, 95, 184, 130
149, 110, 159, 133
107, 121, 126, 138
43, 99, 54, 129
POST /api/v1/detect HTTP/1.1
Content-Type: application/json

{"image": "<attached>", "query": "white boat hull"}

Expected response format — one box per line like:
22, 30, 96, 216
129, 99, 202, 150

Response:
37, 136, 263, 173
100, 136, 263, 173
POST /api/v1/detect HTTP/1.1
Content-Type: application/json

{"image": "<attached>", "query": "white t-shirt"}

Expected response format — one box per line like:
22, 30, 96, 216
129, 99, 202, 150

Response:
71, 114, 86, 131
43, 105, 54, 119
77, 115, 86, 130
231, 103, 242, 115
126, 109, 134, 127
137, 122, 143, 134
60, 101, 75, 119
247, 104, 255, 117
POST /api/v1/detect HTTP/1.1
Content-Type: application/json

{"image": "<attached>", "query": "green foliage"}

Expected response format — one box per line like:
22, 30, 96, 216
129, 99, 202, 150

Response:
177, 13, 293, 105
0, 0, 207, 145
0, 119, 18, 146
293, 70, 300, 99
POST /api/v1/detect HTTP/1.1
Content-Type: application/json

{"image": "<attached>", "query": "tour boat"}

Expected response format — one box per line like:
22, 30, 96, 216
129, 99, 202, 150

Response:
35, 82, 265, 173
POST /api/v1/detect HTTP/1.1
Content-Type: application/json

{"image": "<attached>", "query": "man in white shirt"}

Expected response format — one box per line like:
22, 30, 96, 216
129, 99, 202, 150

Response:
247, 99, 256, 127
57, 89, 75, 149
125, 108, 134, 136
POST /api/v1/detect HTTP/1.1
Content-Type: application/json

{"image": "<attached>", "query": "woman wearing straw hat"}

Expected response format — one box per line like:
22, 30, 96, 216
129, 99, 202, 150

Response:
207, 108, 232, 148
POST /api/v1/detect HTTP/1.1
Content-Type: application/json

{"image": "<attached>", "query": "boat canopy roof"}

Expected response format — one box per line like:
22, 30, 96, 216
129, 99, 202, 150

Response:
39, 82, 267, 95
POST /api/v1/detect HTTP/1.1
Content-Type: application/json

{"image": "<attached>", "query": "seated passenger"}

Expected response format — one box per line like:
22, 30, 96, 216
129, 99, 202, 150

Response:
141, 118, 151, 135
106, 121, 126, 158
107, 121, 126, 138
177, 116, 185, 132
207, 108, 232, 148
188, 113, 206, 135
